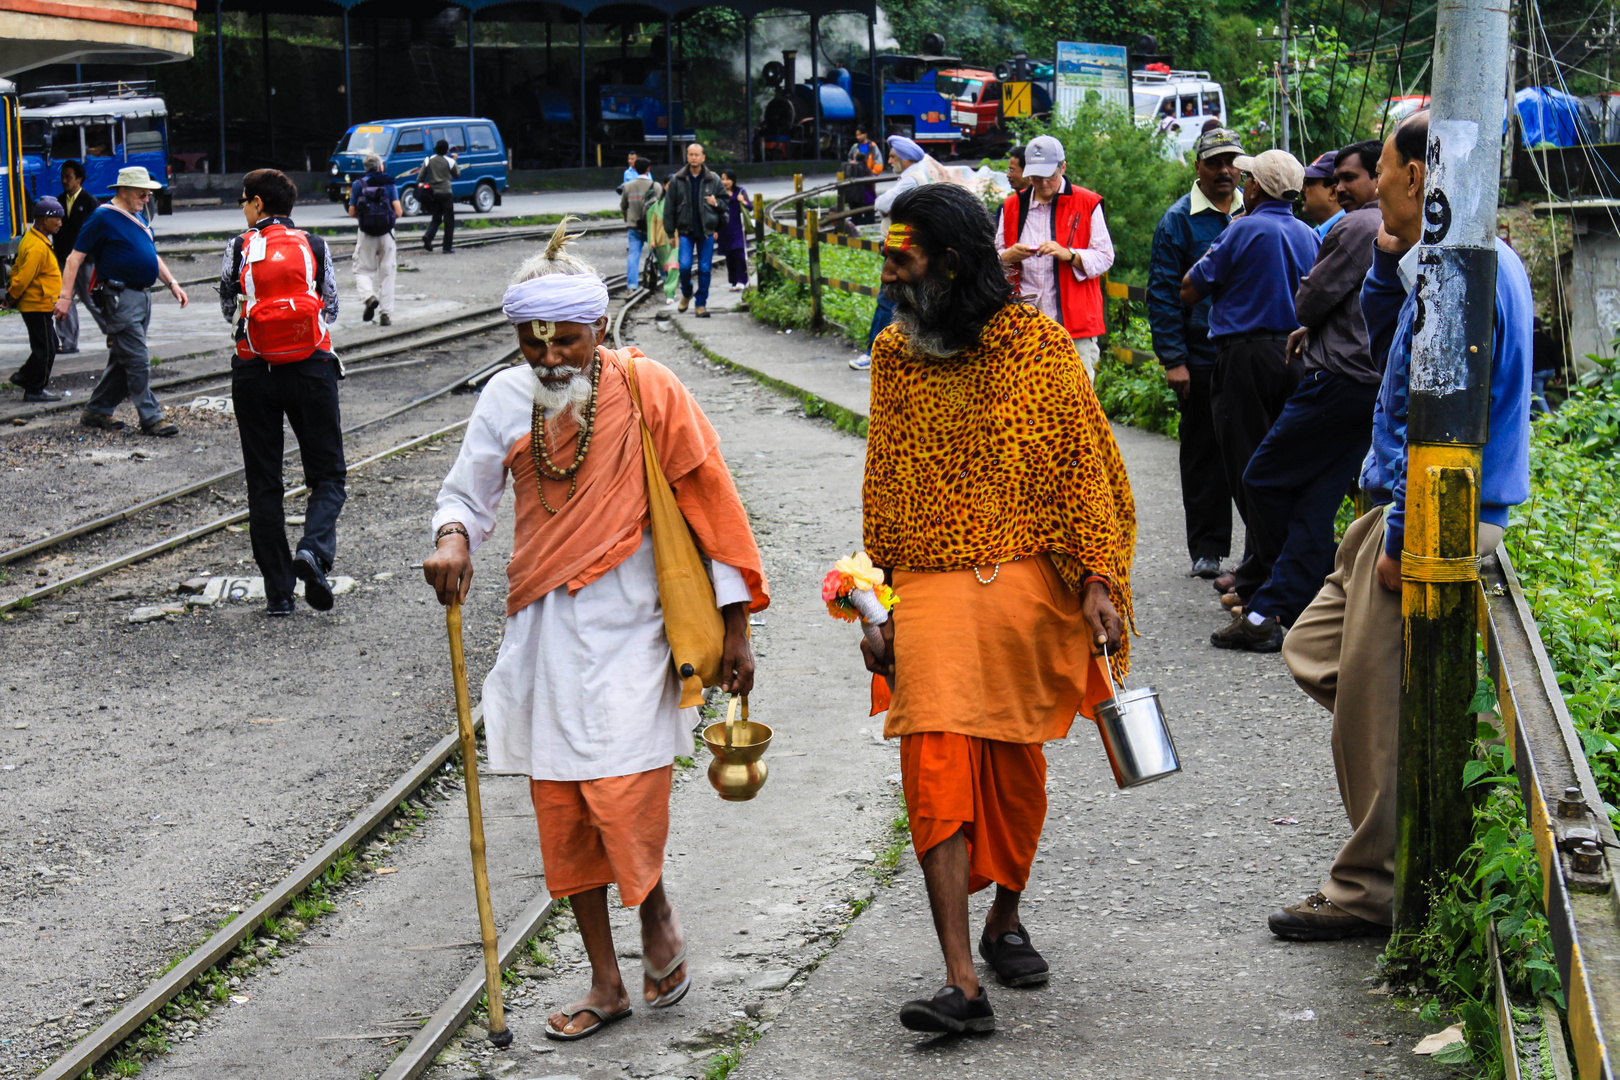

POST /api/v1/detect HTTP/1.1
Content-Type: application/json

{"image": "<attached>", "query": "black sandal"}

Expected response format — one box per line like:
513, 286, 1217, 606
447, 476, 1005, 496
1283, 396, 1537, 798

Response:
899, 984, 995, 1033
978, 923, 1050, 987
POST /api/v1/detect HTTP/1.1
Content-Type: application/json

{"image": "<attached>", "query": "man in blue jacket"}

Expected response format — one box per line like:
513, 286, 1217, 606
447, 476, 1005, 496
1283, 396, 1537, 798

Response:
1147, 128, 1244, 579
1181, 149, 1320, 607
1270, 111, 1533, 941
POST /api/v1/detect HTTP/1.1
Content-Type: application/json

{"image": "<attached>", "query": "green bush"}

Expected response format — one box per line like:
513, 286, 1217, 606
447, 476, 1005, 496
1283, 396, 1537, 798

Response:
1383, 358, 1620, 1066
1092, 327, 1179, 440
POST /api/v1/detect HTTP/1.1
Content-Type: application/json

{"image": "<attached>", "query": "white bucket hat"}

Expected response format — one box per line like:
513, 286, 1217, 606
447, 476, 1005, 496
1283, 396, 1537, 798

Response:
113, 166, 163, 190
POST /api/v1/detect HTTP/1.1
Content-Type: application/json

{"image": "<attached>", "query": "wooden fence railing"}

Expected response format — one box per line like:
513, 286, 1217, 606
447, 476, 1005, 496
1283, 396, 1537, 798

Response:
751, 174, 1155, 366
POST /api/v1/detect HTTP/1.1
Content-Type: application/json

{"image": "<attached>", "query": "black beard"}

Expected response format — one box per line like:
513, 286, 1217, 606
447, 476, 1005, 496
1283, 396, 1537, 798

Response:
888, 276, 963, 359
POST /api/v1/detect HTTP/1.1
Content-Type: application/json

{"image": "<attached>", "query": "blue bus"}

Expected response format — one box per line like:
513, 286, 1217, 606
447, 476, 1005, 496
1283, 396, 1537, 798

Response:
20, 82, 172, 215
0, 79, 24, 256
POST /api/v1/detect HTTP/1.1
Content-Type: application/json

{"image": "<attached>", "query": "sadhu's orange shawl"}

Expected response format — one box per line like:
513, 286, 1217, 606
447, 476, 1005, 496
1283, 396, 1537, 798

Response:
862, 302, 1138, 673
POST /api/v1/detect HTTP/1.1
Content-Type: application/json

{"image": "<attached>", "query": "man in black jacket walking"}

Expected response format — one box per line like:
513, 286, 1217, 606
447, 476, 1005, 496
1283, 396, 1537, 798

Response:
663, 142, 723, 317
52, 160, 101, 353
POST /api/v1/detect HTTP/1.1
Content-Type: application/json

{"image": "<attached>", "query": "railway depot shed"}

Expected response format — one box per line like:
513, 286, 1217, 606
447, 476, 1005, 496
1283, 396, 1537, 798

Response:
156, 0, 882, 179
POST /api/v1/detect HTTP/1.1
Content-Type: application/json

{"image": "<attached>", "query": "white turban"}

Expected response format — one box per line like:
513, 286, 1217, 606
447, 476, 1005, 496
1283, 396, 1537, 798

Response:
502, 273, 609, 326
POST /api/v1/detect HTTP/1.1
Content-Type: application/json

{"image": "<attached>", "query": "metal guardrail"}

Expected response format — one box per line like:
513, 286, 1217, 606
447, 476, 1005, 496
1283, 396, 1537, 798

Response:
1482, 549, 1620, 1079
753, 174, 1156, 366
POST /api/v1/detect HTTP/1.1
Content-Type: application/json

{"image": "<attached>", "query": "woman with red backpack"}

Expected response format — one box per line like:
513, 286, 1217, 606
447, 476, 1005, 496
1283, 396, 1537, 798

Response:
219, 168, 346, 618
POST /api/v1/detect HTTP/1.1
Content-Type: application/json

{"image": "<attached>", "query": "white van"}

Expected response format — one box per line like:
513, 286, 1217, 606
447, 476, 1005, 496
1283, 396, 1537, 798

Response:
1132, 69, 1226, 159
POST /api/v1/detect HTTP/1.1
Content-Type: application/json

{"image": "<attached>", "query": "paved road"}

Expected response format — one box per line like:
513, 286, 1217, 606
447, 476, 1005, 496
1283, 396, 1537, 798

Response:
156, 173, 842, 239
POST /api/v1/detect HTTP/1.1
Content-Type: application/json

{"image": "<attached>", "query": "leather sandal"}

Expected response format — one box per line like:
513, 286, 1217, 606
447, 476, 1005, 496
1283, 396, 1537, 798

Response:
643, 946, 690, 1008
544, 1000, 632, 1041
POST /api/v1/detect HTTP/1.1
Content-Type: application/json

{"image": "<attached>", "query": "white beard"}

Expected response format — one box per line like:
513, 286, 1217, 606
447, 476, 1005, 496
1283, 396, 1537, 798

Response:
531, 364, 594, 427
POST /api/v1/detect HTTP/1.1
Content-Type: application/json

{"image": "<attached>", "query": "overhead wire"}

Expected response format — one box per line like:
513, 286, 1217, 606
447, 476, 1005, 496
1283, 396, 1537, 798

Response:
1319, 0, 1354, 146
1378, 0, 1418, 132
1352, 0, 1388, 132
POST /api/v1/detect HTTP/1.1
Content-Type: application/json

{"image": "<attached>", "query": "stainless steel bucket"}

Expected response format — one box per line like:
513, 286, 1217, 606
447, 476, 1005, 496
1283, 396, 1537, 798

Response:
1094, 647, 1180, 788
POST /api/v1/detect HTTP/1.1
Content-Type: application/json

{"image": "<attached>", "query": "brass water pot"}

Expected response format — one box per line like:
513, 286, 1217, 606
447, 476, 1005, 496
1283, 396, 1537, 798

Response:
702, 718, 772, 802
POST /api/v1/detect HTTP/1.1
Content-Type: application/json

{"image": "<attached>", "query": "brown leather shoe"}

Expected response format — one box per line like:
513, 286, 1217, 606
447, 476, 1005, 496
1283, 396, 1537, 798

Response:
1213, 572, 1237, 594
678, 295, 690, 313
695, 305, 709, 318
1220, 590, 1243, 610
1268, 892, 1389, 941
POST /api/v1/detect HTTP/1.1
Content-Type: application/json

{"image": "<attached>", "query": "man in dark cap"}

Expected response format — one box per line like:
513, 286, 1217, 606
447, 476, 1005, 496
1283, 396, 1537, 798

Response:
7, 197, 65, 401
1147, 127, 1244, 580
1300, 152, 1344, 239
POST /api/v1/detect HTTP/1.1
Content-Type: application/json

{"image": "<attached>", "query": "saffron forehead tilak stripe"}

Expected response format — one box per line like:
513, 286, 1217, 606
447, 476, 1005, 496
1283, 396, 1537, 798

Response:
886, 224, 915, 251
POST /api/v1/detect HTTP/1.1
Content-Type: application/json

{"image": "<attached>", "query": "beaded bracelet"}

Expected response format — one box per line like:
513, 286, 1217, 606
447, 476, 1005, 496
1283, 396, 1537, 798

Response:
435, 523, 469, 546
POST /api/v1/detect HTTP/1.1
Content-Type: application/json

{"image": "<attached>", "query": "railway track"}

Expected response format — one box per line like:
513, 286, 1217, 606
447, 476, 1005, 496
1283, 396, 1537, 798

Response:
31, 282, 653, 1080
0, 272, 634, 611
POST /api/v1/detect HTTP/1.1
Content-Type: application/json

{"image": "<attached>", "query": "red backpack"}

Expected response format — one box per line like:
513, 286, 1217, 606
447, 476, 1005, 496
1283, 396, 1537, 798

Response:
235, 222, 331, 363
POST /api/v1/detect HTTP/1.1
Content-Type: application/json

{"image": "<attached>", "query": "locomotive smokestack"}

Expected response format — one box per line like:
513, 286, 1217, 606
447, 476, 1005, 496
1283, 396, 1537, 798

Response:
782, 49, 797, 91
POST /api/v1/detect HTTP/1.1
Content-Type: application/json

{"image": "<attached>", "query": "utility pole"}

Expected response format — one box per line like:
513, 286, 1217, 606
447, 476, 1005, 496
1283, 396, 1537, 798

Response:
1392, 0, 1512, 932
1281, 0, 1291, 155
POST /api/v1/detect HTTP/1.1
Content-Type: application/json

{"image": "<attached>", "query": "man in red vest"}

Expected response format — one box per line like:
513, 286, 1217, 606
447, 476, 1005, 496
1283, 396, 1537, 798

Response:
995, 135, 1115, 379
219, 168, 345, 618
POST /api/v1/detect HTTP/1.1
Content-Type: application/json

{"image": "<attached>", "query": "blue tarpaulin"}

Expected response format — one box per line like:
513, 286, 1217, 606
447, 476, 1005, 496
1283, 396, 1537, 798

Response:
1515, 87, 1595, 149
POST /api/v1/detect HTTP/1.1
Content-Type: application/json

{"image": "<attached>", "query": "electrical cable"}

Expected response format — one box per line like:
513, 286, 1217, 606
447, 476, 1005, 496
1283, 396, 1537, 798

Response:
1320, 0, 1354, 146
1378, 0, 1418, 132
1352, 0, 1388, 133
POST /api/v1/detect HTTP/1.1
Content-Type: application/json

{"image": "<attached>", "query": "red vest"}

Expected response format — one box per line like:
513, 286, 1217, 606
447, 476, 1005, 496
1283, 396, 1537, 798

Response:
1001, 183, 1106, 339
234, 222, 332, 363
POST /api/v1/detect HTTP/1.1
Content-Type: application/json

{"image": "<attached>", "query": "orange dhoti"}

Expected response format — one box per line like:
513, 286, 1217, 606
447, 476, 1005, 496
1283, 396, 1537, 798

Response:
529, 765, 672, 906
879, 555, 1113, 893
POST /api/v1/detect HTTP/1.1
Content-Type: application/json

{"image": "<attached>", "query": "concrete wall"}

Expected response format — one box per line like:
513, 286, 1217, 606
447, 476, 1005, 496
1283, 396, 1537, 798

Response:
1568, 219, 1620, 364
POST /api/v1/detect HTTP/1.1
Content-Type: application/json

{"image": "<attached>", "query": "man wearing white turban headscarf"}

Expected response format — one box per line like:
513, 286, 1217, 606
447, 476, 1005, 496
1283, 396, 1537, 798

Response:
423, 221, 771, 1043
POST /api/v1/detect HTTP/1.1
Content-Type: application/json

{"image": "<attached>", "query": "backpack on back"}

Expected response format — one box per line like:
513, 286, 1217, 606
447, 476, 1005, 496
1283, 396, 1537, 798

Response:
235, 222, 331, 364
356, 179, 396, 237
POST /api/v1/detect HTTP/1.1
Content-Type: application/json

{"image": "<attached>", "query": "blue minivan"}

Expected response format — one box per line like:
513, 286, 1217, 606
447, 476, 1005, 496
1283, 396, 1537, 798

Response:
327, 116, 507, 217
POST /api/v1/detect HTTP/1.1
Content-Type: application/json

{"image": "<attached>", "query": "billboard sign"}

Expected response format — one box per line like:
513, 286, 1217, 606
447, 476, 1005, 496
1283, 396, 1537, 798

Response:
1054, 41, 1130, 120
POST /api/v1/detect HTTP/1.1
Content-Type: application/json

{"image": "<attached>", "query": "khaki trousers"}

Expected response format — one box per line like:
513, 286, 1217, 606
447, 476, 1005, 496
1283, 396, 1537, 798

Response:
352, 232, 397, 316
1282, 505, 1503, 924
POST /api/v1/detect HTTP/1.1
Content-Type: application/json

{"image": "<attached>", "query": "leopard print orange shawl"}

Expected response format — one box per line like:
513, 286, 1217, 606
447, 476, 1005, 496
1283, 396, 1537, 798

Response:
862, 302, 1138, 673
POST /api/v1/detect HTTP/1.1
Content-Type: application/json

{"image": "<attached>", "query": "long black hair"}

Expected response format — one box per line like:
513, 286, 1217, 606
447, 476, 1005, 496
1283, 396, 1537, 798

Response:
888, 183, 1012, 348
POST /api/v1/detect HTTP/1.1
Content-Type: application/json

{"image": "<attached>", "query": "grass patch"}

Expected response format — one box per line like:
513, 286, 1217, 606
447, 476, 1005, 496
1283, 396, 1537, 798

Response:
702, 1021, 764, 1080
748, 232, 879, 350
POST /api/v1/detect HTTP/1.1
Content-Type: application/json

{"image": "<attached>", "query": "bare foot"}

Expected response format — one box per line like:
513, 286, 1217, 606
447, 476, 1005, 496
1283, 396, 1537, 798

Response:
546, 983, 631, 1037
640, 888, 687, 1003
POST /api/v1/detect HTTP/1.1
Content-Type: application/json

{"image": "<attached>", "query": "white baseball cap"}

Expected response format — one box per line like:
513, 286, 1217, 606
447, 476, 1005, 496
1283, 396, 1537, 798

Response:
1023, 135, 1067, 178
1232, 149, 1305, 201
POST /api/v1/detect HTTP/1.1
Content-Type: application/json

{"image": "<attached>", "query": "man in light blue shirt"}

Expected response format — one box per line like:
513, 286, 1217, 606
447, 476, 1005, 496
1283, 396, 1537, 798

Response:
622, 151, 640, 184
1271, 111, 1533, 943
1300, 152, 1344, 239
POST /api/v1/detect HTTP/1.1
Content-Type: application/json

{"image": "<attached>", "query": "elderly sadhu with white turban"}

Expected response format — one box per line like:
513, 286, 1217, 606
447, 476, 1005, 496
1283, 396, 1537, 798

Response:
423, 220, 769, 1041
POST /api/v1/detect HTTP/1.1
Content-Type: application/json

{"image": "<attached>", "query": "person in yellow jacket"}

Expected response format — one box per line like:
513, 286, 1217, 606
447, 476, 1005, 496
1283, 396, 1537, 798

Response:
6, 198, 65, 402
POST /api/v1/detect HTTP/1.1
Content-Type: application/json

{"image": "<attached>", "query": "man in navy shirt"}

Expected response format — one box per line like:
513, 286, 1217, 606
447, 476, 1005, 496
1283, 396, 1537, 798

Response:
52, 165, 189, 435
1272, 111, 1533, 941
1181, 149, 1318, 609
1148, 127, 1245, 580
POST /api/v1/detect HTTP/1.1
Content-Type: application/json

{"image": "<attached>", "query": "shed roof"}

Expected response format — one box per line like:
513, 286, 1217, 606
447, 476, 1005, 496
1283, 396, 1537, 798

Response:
219, 0, 874, 19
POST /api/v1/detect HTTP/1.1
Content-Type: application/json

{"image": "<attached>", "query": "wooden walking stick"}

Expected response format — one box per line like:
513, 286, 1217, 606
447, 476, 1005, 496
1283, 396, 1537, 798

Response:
445, 603, 512, 1047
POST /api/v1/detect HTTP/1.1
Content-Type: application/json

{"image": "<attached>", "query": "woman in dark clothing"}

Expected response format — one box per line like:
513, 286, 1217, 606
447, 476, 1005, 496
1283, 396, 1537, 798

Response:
719, 169, 750, 291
